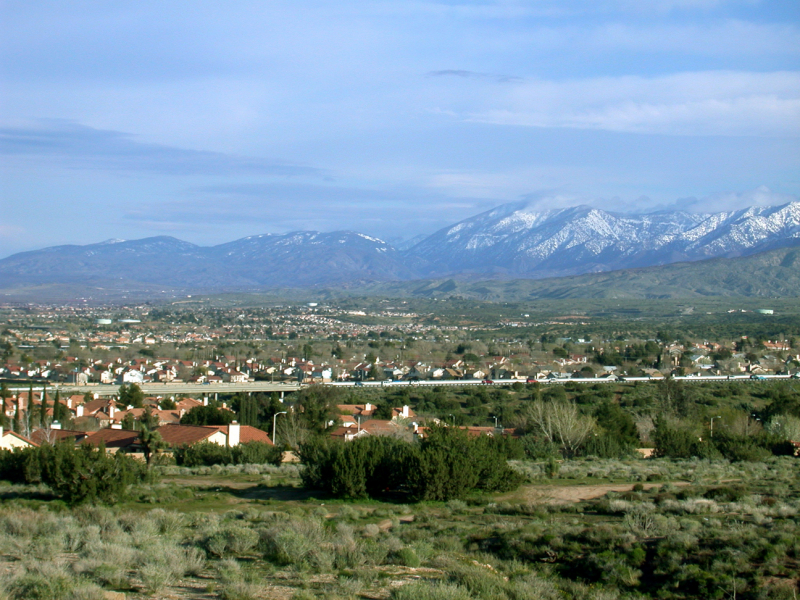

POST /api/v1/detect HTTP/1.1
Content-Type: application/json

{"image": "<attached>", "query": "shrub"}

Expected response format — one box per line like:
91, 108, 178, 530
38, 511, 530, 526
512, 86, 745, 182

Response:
0, 442, 146, 504
408, 426, 524, 501
174, 441, 282, 467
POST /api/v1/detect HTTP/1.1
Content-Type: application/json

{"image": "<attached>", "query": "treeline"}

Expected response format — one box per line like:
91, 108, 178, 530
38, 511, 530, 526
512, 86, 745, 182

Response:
653, 418, 796, 461
0, 442, 147, 504
173, 441, 283, 467
299, 425, 523, 501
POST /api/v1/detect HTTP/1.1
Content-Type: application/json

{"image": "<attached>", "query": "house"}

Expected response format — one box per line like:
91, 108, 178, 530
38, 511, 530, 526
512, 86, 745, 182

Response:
330, 418, 417, 441
30, 427, 89, 446
82, 422, 273, 453
442, 368, 464, 380
338, 403, 376, 418
0, 427, 38, 450
462, 426, 518, 438
112, 407, 184, 427
156, 422, 272, 448
391, 405, 415, 420
82, 428, 141, 453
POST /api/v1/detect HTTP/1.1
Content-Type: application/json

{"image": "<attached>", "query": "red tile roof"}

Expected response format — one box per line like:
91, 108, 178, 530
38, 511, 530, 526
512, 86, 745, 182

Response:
83, 428, 140, 449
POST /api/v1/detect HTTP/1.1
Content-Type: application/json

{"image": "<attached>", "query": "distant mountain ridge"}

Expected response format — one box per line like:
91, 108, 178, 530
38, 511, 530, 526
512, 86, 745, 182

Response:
404, 201, 800, 278
0, 201, 798, 295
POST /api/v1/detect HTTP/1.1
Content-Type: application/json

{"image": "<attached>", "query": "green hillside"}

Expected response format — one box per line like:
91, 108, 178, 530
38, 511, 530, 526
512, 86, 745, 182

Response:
353, 245, 800, 302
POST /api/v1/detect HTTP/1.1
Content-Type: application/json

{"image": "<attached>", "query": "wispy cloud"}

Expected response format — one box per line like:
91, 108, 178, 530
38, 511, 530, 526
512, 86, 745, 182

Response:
428, 70, 522, 83
650, 186, 799, 213
122, 181, 498, 241
459, 71, 800, 136
0, 120, 323, 177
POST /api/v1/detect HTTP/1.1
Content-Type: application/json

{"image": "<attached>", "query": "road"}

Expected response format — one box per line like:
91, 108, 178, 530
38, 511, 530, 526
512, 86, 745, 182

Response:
8, 373, 796, 396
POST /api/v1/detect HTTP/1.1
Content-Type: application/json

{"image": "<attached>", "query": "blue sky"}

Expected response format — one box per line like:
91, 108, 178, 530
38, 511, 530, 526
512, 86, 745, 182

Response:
1, 0, 798, 256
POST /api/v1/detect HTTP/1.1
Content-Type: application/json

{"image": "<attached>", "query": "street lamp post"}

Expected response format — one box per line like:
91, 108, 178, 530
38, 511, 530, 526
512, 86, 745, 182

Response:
272, 411, 287, 445
710, 415, 722, 438
492, 415, 499, 429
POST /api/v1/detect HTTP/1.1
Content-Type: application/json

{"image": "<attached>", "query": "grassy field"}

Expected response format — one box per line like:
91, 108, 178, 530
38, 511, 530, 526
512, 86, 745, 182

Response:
0, 456, 798, 600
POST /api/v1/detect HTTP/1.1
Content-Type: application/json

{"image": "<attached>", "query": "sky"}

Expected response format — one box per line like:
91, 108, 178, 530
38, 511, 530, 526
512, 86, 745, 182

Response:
1, 0, 799, 256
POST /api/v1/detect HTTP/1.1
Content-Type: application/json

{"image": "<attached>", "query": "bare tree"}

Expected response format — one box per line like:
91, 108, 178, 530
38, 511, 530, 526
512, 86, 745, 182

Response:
766, 415, 800, 442
522, 400, 596, 457
276, 408, 311, 449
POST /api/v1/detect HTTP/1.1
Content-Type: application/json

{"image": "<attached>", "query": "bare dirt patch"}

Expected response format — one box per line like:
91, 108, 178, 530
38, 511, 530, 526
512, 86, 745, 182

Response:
503, 482, 690, 505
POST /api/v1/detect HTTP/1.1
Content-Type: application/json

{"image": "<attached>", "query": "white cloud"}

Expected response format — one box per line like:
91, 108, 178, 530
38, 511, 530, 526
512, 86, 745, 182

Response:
655, 186, 799, 213
462, 71, 800, 136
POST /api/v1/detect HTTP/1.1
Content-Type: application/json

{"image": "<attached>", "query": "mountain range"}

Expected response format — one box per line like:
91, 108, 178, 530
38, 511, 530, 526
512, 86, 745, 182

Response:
1, 201, 799, 298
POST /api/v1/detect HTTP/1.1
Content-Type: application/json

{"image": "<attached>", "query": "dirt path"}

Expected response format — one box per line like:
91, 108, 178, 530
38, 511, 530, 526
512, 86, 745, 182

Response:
502, 481, 689, 505
164, 477, 259, 489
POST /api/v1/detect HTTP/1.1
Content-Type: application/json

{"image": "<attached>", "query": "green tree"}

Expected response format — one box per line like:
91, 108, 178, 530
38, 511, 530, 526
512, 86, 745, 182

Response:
2, 441, 147, 504
238, 393, 256, 426
120, 412, 135, 430
13, 393, 21, 434
139, 406, 160, 431
180, 405, 235, 426
39, 385, 48, 426
593, 401, 640, 447
52, 390, 70, 426
118, 383, 144, 409
294, 385, 343, 433
139, 425, 166, 466
0, 383, 10, 430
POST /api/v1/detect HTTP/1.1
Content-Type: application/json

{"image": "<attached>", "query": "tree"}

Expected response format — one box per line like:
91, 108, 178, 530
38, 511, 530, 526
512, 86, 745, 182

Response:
0, 383, 10, 430
120, 412, 135, 430
1, 442, 147, 504
520, 400, 596, 458
594, 401, 640, 448
39, 385, 48, 426
294, 385, 343, 433
276, 409, 310, 449
180, 405, 235, 426
139, 425, 166, 466
52, 390, 70, 426
13, 393, 20, 434
118, 383, 144, 409
368, 364, 384, 380
139, 406, 160, 431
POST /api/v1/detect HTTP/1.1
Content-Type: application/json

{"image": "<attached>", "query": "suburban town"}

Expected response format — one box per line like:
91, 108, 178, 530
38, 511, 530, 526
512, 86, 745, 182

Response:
1, 300, 798, 452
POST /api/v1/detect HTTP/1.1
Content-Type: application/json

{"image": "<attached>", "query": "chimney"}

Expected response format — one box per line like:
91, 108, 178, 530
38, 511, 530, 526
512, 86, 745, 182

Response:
108, 404, 115, 418
66, 397, 72, 409
51, 421, 61, 430
77, 404, 84, 417
365, 403, 372, 412
228, 421, 240, 447
402, 405, 409, 418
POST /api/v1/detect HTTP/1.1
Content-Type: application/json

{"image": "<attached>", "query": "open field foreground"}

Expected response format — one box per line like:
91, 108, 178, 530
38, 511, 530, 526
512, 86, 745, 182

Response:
0, 457, 798, 600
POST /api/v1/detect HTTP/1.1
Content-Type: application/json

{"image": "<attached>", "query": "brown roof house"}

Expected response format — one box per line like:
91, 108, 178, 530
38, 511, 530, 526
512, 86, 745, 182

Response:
0, 426, 38, 451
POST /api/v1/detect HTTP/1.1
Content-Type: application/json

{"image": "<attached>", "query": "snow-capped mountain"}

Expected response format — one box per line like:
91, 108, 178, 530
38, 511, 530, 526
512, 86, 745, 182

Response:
0, 201, 798, 292
0, 231, 413, 289
403, 202, 800, 279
